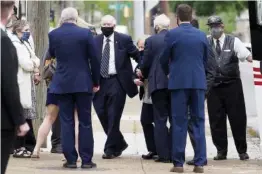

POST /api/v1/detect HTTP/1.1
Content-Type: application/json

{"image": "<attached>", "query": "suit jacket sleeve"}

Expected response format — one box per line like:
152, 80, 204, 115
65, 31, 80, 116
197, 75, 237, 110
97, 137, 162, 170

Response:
140, 38, 152, 78
126, 35, 140, 63
48, 33, 55, 58
160, 31, 171, 76
205, 40, 216, 96
1, 34, 25, 127
86, 30, 100, 86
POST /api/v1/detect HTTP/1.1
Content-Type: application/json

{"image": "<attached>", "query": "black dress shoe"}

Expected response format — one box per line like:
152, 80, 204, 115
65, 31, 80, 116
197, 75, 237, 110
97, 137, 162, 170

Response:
142, 152, 157, 160
102, 153, 116, 159
81, 162, 97, 169
51, 145, 63, 154
213, 153, 227, 160
186, 159, 207, 166
155, 157, 171, 163
63, 162, 77, 168
114, 143, 129, 157
239, 153, 249, 160
186, 159, 195, 165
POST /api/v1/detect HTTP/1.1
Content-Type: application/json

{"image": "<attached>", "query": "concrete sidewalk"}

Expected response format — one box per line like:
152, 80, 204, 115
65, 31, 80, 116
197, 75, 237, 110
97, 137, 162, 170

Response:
6, 96, 262, 173
6, 153, 262, 174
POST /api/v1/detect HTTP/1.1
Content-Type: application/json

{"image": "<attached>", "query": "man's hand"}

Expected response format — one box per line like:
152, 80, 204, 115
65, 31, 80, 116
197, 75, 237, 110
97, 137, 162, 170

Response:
34, 73, 41, 85
93, 86, 100, 93
246, 56, 253, 63
136, 69, 143, 78
17, 122, 30, 137
134, 79, 144, 86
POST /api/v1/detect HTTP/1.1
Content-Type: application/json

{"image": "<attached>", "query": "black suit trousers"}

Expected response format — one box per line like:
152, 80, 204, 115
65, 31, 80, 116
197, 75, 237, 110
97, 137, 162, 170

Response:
1, 130, 16, 174
207, 79, 247, 155
151, 89, 172, 159
93, 76, 127, 154
140, 103, 156, 153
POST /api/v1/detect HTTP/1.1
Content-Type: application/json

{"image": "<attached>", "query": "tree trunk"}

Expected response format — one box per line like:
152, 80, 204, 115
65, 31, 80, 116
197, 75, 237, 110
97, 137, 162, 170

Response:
27, 1, 50, 147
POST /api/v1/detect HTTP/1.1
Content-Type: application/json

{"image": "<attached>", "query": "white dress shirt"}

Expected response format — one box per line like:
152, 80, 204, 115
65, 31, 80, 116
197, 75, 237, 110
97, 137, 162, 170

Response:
213, 34, 251, 62
102, 33, 116, 75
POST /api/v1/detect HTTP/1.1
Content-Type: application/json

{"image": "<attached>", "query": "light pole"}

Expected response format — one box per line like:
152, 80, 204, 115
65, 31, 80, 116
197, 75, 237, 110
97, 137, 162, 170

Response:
133, 0, 145, 41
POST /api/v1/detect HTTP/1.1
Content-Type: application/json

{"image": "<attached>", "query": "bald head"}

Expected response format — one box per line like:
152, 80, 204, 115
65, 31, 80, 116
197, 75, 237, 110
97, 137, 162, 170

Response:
101, 15, 116, 27
100, 15, 116, 37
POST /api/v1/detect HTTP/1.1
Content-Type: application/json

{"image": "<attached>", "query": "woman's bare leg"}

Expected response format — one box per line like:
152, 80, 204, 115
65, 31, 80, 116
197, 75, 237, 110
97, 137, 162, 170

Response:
31, 105, 59, 158
74, 109, 80, 160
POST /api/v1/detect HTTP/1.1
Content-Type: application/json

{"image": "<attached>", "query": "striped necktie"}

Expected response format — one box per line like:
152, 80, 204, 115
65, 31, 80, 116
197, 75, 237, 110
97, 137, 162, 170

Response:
100, 38, 110, 78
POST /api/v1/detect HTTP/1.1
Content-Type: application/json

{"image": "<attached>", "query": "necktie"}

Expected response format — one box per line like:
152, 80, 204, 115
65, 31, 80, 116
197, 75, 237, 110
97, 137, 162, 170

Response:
216, 39, 221, 56
100, 38, 110, 78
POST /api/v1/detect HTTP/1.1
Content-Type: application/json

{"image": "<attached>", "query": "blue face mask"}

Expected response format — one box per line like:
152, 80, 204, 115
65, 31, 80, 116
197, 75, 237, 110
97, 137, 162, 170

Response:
21, 32, 30, 41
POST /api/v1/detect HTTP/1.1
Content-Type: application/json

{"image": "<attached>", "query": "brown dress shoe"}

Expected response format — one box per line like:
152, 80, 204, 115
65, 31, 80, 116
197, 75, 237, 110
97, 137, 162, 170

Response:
170, 166, 184, 173
193, 166, 204, 173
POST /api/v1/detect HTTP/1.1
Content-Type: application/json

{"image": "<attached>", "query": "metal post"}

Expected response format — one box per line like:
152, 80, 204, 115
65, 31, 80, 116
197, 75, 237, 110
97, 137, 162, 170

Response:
115, 0, 120, 24
133, 0, 145, 41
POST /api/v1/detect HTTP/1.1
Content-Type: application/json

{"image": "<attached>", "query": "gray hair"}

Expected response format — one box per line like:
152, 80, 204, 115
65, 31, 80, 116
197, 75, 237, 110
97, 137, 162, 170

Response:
60, 7, 78, 23
137, 35, 150, 45
154, 14, 170, 29
101, 15, 117, 26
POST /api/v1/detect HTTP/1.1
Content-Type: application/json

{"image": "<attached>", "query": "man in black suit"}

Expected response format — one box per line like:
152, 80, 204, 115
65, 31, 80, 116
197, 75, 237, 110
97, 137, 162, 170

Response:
1, 1, 29, 173
139, 14, 171, 163
93, 15, 140, 159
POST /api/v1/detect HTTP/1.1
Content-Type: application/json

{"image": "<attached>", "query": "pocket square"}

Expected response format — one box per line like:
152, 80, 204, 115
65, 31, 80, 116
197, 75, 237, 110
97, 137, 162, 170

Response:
223, 49, 231, 52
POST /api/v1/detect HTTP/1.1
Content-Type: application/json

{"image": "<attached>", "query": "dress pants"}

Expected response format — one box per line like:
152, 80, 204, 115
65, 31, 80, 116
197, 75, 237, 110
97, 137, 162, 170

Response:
171, 89, 206, 167
14, 119, 36, 152
93, 76, 127, 155
188, 108, 196, 150
1, 130, 16, 174
140, 103, 156, 153
56, 92, 93, 164
207, 79, 247, 155
51, 115, 61, 149
151, 89, 171, 160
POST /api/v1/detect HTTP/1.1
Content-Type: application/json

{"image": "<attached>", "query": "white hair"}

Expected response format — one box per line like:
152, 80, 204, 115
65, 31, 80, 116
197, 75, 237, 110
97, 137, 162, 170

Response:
154, 14, 170, 29
137, 35, 150, 45
60, 7, 78, 23
101, 15, 117, 26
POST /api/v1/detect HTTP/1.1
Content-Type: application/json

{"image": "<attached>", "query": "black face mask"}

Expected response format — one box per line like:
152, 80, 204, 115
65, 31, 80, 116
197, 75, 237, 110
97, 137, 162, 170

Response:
101, 27, 114, 37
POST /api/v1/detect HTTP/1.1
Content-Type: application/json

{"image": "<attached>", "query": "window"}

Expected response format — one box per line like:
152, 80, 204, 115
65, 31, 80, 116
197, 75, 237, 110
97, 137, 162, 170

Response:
257, 1, 262, 25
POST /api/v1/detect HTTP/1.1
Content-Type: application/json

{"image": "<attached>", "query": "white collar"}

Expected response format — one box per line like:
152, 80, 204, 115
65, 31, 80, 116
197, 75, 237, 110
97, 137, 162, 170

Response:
103, 32, 114, 42
0, 22, 6, 31
213, 33, 225, 44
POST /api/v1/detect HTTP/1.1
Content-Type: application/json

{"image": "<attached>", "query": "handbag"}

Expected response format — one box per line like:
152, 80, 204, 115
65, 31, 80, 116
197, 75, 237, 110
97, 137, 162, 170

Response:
42, 58, 56, 80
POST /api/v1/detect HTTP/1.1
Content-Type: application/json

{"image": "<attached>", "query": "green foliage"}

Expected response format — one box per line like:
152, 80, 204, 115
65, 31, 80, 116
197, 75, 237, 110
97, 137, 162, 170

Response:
199, 11, 237, 34
169, 1, 248, 16
169, 1, 248, 33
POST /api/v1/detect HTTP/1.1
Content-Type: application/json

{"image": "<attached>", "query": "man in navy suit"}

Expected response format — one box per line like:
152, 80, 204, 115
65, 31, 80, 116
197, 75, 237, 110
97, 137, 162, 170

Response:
160, 4, 208, 173
138, 14, 171, 163
48, 7, 100, 169
93, 15, 140, 159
